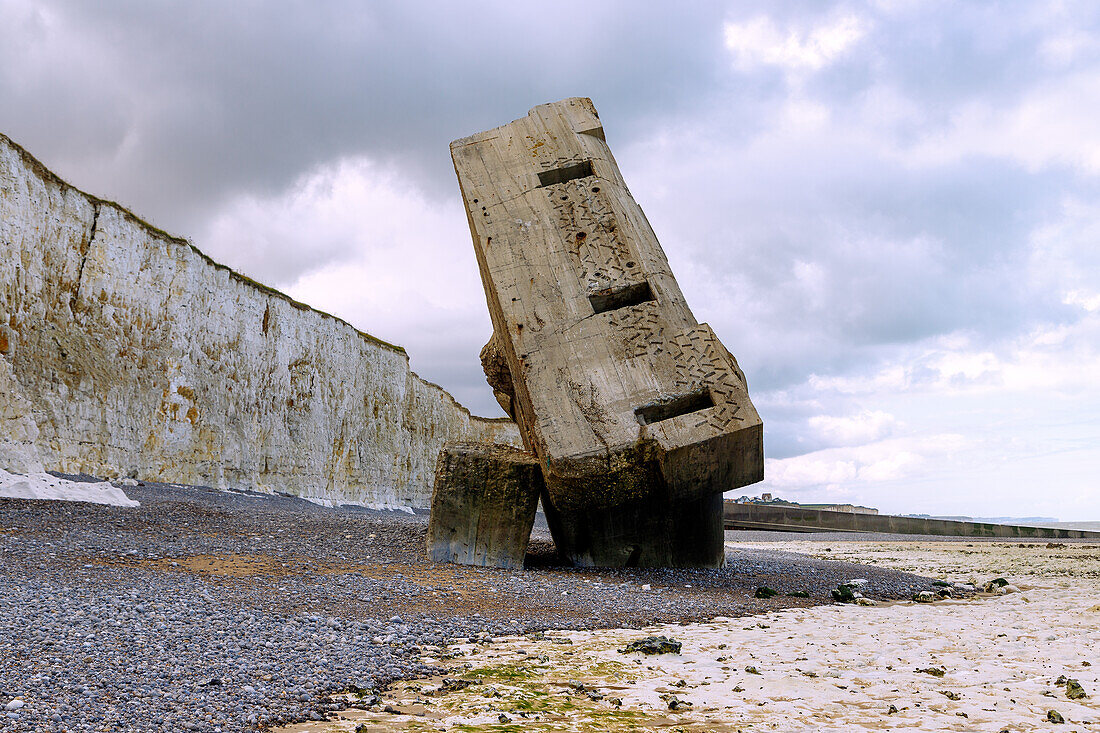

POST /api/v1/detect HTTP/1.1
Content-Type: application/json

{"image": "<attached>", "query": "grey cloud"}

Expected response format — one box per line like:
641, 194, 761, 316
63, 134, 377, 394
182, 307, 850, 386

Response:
375, 312, 505, 418
0, 0, 731, 237
632, 115, 1090, 398
728, 1, 1100, 112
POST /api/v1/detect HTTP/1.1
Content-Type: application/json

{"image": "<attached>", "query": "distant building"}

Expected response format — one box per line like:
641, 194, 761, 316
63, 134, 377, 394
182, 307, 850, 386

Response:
729, 494, 879, 515
801, 503, 879, 515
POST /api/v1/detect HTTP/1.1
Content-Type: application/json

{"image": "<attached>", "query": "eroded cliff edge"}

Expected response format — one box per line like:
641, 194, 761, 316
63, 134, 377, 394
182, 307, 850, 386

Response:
0, 133, 519, 508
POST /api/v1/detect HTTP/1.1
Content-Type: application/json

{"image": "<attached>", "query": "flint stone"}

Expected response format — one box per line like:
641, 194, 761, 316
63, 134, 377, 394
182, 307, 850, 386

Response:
1066, 679, 1088, 700
426, 442, 543, 569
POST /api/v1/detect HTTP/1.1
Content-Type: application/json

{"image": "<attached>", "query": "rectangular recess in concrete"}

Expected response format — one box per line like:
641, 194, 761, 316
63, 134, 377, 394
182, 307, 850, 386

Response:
635, 389, 715, 425
589, 281, 656, 314
537, 160, 594, 187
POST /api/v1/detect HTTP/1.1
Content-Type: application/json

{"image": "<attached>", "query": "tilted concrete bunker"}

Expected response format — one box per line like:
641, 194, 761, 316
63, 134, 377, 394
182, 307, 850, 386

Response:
441, 98, 764, 568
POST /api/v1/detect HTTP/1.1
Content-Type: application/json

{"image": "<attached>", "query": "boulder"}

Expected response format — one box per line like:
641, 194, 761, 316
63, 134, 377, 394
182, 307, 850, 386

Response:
618, 635, 682, 655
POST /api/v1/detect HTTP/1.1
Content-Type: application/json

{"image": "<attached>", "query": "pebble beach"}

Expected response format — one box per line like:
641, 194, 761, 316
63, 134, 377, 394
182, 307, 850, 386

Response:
0, 478, 941, 732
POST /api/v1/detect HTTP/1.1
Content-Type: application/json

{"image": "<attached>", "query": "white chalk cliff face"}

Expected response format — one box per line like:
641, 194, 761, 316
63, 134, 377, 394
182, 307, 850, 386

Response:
0, 134, 518, 508
0, 354, 45, 475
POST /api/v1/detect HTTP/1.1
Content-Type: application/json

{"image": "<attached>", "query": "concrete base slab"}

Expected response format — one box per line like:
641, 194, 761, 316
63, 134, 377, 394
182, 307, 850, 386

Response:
543, 490, 726, 569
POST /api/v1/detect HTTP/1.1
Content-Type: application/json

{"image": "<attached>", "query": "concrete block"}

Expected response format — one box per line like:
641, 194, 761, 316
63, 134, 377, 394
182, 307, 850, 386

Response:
451, 98, 763, 525
426, 442, 543, 569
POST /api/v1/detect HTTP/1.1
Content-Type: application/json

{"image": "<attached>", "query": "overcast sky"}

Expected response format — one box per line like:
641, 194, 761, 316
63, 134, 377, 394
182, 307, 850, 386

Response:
2, 0, 1097, 519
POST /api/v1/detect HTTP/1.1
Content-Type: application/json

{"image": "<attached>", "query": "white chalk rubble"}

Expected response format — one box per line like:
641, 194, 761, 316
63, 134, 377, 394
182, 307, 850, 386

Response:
0, 470, 139, 507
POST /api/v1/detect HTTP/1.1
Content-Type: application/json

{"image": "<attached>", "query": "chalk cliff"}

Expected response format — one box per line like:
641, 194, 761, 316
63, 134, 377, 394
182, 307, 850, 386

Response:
0, 133, 518, 508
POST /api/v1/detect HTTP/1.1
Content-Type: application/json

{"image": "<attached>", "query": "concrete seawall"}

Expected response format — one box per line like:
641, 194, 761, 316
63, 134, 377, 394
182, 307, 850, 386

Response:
724, 503, 1100, 539
0, 133, 520, 508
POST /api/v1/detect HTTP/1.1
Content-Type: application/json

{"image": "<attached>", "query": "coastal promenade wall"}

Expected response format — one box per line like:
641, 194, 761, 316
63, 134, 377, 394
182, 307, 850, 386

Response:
0, 133, 519, 508
724, 503, 1100, 539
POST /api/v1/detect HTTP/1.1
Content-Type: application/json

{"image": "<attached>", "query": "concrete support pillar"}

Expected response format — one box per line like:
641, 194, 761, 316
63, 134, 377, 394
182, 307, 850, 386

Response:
543, 489, 726, 569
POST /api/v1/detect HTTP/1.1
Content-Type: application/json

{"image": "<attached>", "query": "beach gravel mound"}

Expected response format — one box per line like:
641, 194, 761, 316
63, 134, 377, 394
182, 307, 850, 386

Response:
434, 678, 479, 696
619, 636, 682, 655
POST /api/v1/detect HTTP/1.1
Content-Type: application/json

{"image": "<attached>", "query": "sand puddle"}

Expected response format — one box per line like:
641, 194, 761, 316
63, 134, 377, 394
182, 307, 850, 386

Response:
278, 541, 1100, 732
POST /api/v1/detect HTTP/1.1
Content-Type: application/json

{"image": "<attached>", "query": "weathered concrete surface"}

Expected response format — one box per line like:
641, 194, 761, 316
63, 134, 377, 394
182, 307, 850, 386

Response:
452, 98, 761, 566
426, 442, 543, 568
479, 332, 516, 421
723, 503, 1100, 539
451, 97, 762, 517
0, 133, 519, 508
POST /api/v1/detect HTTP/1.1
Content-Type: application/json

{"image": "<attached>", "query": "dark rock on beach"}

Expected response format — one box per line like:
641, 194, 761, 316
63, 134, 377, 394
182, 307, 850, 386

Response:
619, 636, 682, 655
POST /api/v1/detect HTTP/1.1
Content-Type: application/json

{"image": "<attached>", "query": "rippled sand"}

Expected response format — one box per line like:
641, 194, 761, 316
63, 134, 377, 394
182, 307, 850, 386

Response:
281, 541, 1100, 732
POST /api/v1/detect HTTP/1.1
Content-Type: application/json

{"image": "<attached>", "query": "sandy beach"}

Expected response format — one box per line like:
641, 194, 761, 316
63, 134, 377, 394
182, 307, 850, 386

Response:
281, 539, 1099, 732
